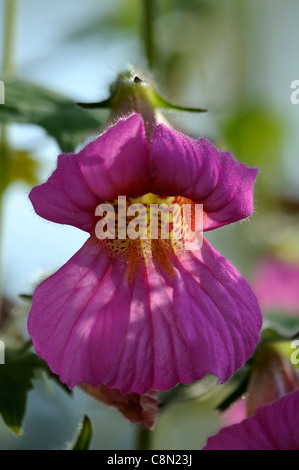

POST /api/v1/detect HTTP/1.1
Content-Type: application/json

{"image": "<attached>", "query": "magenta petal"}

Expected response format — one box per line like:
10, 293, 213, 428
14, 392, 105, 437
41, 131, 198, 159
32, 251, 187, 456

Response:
204, 390, 299, 450
29, 114, 151, 231
28, 237, 148, 393
29, 153, 98, 232
151, 125, 258, 230
28, 236, 261, 394
170, 239, 262, 383
28, 237, 197, 393
78, 114, 151, 200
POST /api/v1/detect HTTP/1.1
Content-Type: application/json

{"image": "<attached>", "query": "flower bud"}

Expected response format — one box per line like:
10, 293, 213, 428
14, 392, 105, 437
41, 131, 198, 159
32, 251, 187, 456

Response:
79, 382, 158, 430
246, 346, 299, 417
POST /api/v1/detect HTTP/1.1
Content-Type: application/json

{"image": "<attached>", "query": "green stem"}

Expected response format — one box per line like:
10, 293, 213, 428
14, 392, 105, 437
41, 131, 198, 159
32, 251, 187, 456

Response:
142, 0, 155, 69
0, 0, 18, 309
235, 0, 249, 101
0, 126, 9, 313
136, 425, 152, 450
3, 0, 18, 79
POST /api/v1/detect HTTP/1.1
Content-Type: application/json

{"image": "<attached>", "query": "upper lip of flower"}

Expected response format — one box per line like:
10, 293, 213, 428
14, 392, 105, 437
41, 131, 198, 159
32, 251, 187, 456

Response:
27, 112, 262, 394
29, 113, 258, 235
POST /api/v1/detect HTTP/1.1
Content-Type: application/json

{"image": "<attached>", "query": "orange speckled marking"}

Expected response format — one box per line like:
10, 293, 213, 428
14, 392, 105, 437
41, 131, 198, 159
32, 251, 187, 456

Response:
95, 193, 200, 280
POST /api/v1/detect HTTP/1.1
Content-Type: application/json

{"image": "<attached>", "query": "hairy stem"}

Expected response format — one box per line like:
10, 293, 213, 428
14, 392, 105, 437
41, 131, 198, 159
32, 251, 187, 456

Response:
0, 0, 18, 308
142, 0, 156, 69
3, 0, 18, 79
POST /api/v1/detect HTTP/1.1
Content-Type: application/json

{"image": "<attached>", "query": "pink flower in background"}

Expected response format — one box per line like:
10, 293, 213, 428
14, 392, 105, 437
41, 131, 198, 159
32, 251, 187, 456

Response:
204, 389, 299, 450
220, 398, 247, 428
253, 258, 299, 315
28, 113, 262, 394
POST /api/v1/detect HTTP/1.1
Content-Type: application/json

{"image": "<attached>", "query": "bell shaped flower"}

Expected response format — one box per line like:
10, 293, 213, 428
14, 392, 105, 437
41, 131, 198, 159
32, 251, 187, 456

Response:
28, 113, 262, 394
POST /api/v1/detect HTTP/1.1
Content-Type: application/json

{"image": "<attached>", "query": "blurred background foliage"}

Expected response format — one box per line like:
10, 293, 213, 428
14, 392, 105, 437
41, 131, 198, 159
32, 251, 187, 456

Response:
0, 0, 299, 450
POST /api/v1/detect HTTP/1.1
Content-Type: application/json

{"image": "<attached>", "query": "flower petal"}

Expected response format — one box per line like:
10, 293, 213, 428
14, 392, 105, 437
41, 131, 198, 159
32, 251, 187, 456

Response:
150, 124, 258, 230
28, 236, 196, 393
220, 398, 247, 428
204, 389, 299, 450
78, 113, 151, 200
29, 152, 98, 232
28, 237, 261, 394
29, 114, 151, 231
28, 237, 142, 392
169, 239, 262, 383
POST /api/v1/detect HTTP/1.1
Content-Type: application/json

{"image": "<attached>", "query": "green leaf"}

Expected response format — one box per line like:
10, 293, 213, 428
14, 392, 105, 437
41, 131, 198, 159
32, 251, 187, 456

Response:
262, 313, 299, 341
0, 80, 106, 152
77, 81, 207, 114
18, 294, 33, 302
42, 366, 72, 396
71, 416, 93, 450
148, 87, 207, 113
0, 344, 43, 435
220, 107, 284, 171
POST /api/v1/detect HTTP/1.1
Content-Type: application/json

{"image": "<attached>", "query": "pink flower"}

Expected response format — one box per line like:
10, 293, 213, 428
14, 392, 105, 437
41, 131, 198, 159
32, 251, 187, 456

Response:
204, 389, 299, 450
253, 257, 299, 315
28, 113, 262, 394
220, 398, 247, 428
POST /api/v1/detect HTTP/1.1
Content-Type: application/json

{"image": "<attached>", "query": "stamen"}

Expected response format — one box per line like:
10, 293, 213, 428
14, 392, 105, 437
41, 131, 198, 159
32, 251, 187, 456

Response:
94, 193, 200, 279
